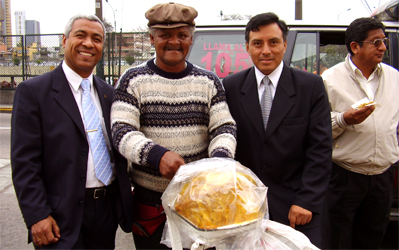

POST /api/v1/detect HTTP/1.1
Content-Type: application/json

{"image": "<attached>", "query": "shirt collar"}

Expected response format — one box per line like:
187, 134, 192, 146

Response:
348, 55, 382, 77
254, 61, 284, 88
62, 61, 94, 91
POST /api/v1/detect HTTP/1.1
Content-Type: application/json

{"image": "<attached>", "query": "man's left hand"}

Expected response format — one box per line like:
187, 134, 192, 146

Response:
288, 205, 312, 229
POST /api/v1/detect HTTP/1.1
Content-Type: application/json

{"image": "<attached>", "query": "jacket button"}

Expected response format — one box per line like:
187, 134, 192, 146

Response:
335, 144, 339, 149
79, 200, 84, 206
81, 149, 87, 155
80, 175, 86, 182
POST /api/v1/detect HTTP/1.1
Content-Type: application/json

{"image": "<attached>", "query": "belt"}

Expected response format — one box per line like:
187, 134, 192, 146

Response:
85, 184, 111, 199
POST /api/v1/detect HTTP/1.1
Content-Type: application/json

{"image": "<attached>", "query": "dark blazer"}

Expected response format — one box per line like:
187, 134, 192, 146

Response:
223, 64, 332, 231
11, 64, 132, 249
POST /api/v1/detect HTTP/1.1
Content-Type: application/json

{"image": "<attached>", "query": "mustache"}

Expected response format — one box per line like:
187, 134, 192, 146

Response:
259, 56, 274, 60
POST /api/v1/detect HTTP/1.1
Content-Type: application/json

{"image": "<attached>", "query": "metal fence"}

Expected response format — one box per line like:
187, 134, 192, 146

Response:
0, 32, 154, 88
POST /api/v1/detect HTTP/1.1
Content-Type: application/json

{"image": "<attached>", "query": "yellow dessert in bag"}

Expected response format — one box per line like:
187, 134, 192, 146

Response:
174, 170, 261, 230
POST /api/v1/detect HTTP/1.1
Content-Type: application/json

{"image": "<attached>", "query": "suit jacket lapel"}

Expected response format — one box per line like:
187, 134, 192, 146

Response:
239, 67, 265, 138
52, 65, 86, 137
93, 78, 112, 138
265, 64, 295, 141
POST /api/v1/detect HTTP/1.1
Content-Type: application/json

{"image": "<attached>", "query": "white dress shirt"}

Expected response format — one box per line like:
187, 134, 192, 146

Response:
349, 57, 380, 101
62, 61, 114, 188
255, 61, 284, 104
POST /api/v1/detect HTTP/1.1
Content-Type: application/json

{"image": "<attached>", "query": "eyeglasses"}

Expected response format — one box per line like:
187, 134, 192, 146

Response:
360, 38, 389, 47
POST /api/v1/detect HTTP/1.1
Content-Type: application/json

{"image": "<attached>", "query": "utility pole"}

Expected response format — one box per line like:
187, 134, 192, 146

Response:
95, 0, 102, 20
295, 0, 303, 20
95, 0, 105, 80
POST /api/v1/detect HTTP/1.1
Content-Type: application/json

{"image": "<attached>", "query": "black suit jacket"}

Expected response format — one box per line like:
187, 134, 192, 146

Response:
223, 64, 332, 230
11, 64, 132, 249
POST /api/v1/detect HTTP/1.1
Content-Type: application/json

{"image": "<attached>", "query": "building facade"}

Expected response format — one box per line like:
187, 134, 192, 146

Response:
14, 11, 25, 35
25, 20, 40, 47
0, 0, 12, 49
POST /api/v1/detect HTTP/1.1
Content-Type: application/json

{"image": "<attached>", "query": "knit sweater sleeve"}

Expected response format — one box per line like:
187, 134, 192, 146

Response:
111, 68, 168, 170
207, 75, 237, 158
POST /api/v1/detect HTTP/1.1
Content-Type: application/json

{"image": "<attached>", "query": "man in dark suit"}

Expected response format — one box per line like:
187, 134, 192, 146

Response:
11, 14, 132, 249
222, 12, 332, 247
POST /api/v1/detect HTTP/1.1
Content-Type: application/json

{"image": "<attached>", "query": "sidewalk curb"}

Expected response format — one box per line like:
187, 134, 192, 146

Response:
0, 107, 12, 113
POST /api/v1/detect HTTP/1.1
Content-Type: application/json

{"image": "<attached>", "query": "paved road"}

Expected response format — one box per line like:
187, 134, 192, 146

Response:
0, 113, 135, 250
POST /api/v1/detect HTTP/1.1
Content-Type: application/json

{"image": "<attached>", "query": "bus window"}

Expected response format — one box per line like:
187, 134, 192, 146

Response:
188, 30, 252, 78
290, 33, 317, 72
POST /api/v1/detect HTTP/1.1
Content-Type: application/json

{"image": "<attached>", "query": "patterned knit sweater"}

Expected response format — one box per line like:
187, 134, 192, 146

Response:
111, 59, 237, 193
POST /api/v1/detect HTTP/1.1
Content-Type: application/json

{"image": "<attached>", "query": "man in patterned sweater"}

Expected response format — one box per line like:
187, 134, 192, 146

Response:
111, 3, 237, 249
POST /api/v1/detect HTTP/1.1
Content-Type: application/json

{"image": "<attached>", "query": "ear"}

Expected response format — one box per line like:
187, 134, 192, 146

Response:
350, 41, 359, 54
246, 42, 249, 53
62, 34, 67, 48
150, 34, 155, 45
283, 40, 287, 54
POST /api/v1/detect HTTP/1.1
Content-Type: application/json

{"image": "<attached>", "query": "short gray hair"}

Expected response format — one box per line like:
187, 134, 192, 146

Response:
64, 14, 106, 42
148, 26, 196, 36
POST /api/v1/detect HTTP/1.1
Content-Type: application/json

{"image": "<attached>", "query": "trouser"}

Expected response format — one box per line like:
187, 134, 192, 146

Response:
73, 183, 118, 249
321, 162, 394, 249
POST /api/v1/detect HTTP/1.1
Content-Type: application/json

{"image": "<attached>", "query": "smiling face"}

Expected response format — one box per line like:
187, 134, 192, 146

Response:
150, 26, 193, 73
246, 23, 287, 75
62, 18, 104, 78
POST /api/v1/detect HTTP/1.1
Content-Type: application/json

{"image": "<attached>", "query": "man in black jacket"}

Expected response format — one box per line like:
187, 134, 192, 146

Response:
223, 12, 332, 247
11, 14, 132, 249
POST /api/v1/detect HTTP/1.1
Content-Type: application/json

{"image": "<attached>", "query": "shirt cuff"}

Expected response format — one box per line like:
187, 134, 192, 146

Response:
336, 112, 350, 128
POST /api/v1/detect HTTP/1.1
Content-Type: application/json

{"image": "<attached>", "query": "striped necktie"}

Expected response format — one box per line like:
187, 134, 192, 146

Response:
260, 76, 272, 130
81, 79, 112, 185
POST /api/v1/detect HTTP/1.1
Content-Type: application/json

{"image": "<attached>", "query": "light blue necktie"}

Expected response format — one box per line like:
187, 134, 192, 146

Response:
261, 76, 272, 130
81, 79, 112, 185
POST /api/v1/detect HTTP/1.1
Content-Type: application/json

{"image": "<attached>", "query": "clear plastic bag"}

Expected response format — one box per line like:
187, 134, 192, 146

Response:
161, 158, 269, 249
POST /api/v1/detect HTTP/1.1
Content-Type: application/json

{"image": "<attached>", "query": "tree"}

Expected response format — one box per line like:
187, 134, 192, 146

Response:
132, 26, 148, 32
40, 47, 50, 56
102, 18, 114, 33
125, 55, 135, 65
220, 14, 252, 21
222, 14, 244, 20
13, 57, 20, 66
321, 44, 347, 68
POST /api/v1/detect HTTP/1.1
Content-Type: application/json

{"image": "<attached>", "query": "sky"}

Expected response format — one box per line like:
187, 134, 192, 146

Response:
10, 0, 385, 34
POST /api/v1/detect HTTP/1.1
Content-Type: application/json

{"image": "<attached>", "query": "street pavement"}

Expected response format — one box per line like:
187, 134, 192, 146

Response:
0, 112, 135, 249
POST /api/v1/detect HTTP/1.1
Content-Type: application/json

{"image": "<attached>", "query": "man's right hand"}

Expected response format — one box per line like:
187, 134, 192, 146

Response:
343, 105, 375, 125
159, 151, 185, 180
31, 215, 60, 247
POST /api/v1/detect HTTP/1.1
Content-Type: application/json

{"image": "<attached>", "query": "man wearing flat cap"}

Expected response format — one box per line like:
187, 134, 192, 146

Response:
111, 2, 237, 249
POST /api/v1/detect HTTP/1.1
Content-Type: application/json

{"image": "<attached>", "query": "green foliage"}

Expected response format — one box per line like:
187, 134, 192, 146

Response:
321, 44, 348, 68
125, 56, 135, 65
13, 57, 21, 66
40, 48, 50, 56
